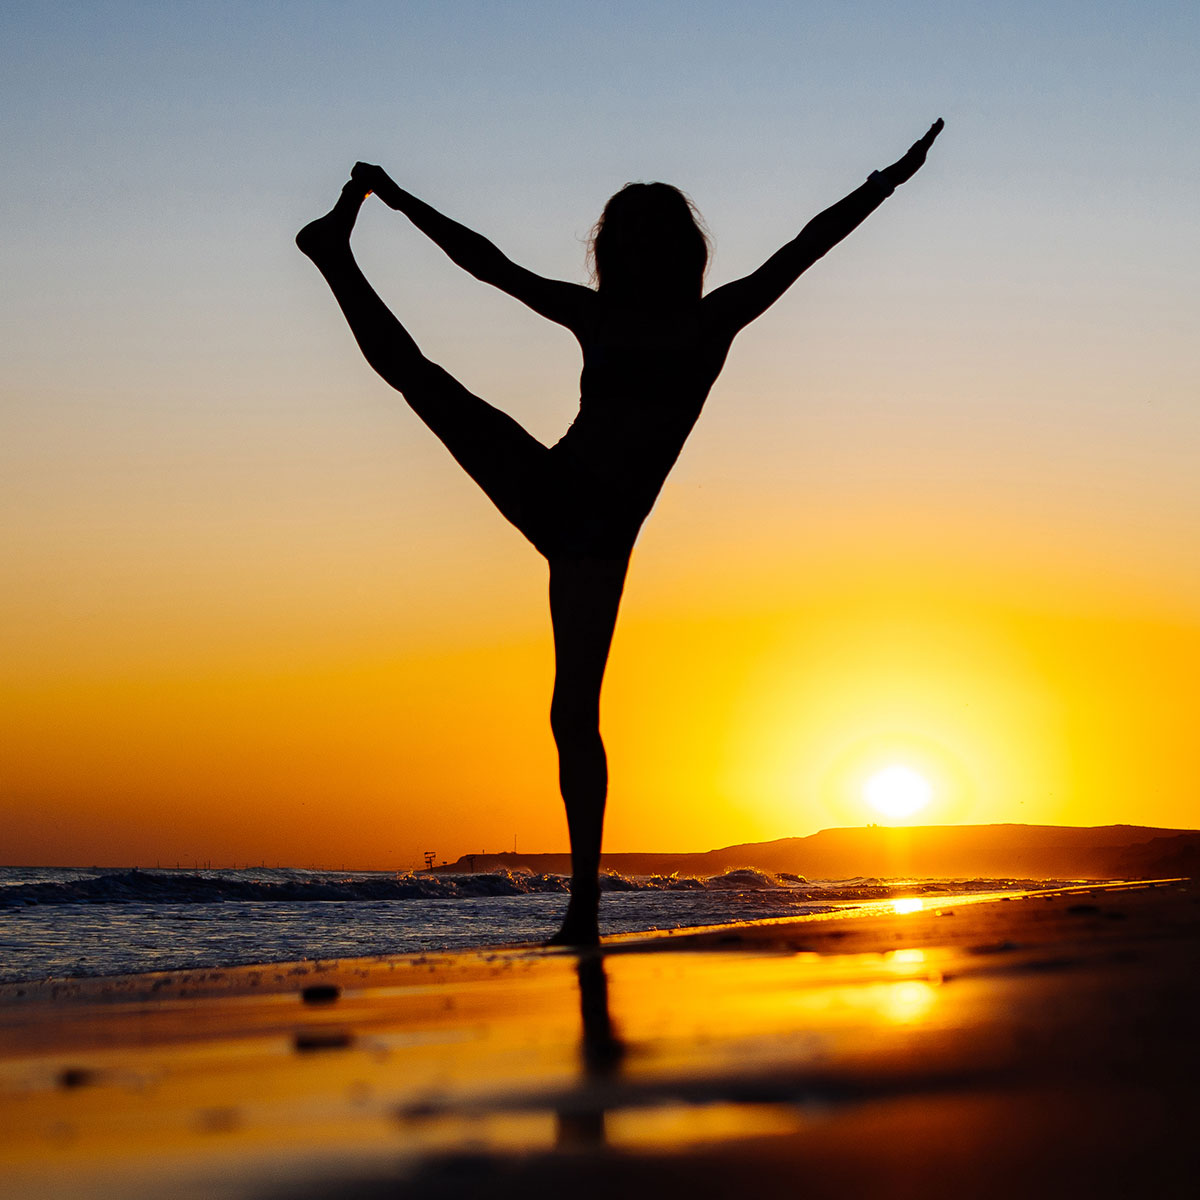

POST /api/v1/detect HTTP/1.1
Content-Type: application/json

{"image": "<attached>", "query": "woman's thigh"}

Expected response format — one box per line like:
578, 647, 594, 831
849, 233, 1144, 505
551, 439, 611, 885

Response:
405, 361, 556, 541
548, 555, 631, 707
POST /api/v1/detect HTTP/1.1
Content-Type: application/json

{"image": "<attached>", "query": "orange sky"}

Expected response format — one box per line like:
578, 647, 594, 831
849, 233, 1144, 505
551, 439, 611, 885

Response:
4, 4, 1199, 867
7, 494, 1200, 867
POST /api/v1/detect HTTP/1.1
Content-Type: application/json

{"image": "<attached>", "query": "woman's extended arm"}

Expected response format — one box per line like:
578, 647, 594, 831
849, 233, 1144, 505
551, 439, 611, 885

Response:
350, 163, 593, 332
704, 119, 943, 335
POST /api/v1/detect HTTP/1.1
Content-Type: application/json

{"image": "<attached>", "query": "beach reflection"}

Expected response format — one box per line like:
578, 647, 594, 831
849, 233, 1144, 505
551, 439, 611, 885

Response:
0, 931, 959, 1189
556, 944, 948, 1151
555, 954, 625, 1148
880, 979, 939, 1024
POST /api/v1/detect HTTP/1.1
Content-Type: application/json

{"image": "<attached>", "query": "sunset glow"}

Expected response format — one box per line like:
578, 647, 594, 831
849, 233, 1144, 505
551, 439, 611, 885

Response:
864, 766, 933, 820
3, 5, 1199, 869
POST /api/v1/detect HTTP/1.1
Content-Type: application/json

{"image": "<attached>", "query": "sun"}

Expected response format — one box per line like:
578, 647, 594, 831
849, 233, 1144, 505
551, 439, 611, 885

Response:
864, 765, 933, 820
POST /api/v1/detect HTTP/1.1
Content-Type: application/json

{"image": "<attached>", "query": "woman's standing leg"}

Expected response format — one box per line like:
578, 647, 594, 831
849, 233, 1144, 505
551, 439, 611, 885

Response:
547, 555, 630, 945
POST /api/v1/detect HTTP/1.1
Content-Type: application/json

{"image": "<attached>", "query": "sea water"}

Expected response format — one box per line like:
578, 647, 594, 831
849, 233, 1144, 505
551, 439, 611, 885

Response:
0, 865, 1054, 983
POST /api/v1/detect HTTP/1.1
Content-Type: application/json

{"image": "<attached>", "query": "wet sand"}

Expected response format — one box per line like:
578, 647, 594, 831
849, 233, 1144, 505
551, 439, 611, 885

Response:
2, 879, 1196, 1199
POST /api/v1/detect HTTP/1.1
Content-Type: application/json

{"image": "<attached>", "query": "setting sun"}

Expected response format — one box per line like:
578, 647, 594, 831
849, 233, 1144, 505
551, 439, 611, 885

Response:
864, 765, 932, 820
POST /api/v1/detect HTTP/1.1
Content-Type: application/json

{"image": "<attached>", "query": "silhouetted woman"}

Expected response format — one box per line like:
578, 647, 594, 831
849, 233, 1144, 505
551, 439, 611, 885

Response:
297, 119, 943, 944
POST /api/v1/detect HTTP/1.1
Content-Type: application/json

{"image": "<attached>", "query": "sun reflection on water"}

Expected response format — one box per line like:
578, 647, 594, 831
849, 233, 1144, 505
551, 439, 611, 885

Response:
880, 979, 939, 1024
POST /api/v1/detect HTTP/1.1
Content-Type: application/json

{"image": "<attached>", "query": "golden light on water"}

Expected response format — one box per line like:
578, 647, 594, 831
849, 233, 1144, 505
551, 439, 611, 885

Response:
880, 979, 939, 1024
864, 765, 933, 820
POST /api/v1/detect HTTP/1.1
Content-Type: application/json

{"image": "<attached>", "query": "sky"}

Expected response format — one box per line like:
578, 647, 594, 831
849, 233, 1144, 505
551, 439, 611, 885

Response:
3, 1, 1199, 868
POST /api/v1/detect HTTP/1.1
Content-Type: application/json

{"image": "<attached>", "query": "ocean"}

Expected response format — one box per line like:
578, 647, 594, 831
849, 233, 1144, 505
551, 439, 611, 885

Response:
0, 865, 1058, 983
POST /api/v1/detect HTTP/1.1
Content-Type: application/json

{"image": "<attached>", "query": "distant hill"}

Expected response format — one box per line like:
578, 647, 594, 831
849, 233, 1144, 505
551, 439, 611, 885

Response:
1107, 832, 1200, 881
434, 823, 1195, 881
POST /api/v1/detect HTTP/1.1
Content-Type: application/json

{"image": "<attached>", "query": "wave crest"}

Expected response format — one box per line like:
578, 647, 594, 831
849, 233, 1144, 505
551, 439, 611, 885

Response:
0, 866, 1043, 908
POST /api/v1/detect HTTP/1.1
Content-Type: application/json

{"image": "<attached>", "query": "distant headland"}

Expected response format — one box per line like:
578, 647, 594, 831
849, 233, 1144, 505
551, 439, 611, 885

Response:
431, 823, 1199, 882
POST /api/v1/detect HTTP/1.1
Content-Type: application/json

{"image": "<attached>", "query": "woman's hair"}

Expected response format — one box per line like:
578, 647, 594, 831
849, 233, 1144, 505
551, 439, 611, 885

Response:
588, 182, 710, 299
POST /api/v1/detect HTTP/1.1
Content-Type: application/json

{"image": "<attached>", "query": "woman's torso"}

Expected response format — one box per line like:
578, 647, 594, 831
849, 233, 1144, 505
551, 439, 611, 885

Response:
555, 298, 733, 512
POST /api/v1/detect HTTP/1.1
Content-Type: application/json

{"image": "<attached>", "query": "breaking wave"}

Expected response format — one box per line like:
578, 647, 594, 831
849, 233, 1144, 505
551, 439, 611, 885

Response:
0, 865, 1043, 908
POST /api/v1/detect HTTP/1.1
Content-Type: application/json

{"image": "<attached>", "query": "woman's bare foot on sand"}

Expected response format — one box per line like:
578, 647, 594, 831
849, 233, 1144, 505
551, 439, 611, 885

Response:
295, 179, 368, 262
546, 891, 600, 947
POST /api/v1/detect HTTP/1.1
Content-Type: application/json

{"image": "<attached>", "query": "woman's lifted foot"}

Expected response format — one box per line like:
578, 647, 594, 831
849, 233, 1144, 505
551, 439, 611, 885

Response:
296, 179, 368, 262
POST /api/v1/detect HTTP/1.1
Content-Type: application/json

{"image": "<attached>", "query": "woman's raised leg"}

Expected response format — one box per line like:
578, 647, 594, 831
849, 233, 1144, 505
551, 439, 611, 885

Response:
297, 181, 546, 531
546, 555, 630, 945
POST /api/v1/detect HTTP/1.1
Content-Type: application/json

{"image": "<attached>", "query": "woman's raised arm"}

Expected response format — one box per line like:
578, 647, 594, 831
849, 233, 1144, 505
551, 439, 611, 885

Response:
704, 119, 943, 335
351, 163, 593, 333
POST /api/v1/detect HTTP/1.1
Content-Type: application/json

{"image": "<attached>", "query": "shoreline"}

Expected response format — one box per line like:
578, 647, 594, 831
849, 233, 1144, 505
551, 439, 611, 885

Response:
2, 879, 1196, 1198
0, 872, 1102, 986
0, 876, 1161, 991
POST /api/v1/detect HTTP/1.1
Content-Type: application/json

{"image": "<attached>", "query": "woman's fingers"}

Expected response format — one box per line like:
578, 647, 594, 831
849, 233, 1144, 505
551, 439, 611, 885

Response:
351, 162, 382, 187
905, 119, 944, 166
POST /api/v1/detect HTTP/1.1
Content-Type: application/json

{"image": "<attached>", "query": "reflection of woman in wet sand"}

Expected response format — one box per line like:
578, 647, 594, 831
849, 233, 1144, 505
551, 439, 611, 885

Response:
298, 119, 943, 945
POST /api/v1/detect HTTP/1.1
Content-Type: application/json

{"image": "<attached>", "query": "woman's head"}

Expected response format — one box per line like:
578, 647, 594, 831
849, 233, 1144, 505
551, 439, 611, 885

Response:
589, 183, 709, 300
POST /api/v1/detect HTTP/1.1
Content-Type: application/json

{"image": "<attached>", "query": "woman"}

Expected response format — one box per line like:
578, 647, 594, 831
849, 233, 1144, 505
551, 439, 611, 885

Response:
297, 119, 944, 945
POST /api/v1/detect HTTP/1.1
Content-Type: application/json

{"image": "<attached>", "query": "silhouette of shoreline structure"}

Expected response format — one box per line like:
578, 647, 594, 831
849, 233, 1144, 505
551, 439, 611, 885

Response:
299, 121, 944, 944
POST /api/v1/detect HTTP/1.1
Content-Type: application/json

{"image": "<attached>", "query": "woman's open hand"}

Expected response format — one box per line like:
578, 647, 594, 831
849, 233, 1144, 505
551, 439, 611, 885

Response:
884, 118, 944, 188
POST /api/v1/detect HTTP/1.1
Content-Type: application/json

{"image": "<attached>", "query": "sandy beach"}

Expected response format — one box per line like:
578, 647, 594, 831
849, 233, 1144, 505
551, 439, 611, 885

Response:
2, 879, 1196, 1199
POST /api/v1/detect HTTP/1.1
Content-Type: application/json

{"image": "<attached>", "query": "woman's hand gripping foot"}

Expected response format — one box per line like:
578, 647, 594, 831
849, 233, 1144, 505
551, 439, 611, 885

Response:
295, 177, 370, 261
